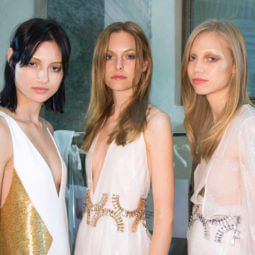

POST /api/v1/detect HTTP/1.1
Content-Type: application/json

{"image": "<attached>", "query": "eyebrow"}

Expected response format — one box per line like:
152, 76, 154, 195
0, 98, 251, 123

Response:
31, 56, 62, 64
201, 49, 224, 58
107, 48, 136, 53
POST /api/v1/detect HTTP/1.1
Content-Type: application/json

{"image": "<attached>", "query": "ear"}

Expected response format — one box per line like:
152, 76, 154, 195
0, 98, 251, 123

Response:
7, 48, 13, 64
142, 60, 148, 72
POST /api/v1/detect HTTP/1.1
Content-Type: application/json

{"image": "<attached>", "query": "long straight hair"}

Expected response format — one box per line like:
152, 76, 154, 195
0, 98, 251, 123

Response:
181, 19, 251, 163
83, 21, 152, 151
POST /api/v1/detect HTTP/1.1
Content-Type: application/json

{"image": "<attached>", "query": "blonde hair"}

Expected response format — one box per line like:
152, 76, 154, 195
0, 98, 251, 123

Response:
83, 21, 152, 151
181, 19, 251, 162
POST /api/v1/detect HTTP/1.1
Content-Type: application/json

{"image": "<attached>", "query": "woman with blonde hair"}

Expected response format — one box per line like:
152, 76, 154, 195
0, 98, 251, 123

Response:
75, 21, 174, 255
182, 19, 255, 254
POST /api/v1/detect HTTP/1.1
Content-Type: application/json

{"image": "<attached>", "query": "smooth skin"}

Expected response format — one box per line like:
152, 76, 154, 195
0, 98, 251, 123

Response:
92, 31, 174, 255
0, 41, 64, 207
187, 31, 235, 121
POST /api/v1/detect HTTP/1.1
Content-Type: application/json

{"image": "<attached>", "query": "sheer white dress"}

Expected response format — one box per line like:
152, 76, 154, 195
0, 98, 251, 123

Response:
75, 133, 151, 255
188, 104, 255, 255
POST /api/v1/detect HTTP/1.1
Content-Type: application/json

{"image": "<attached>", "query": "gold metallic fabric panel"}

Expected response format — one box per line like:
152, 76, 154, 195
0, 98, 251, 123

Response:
0, 169, 52, 255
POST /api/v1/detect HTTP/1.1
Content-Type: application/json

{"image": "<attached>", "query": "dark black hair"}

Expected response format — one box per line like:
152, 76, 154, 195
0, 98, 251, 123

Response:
0, 18, 71, 113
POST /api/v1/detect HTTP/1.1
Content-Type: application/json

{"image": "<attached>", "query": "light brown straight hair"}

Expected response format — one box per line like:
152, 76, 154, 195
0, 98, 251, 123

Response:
82, 21, 152, 152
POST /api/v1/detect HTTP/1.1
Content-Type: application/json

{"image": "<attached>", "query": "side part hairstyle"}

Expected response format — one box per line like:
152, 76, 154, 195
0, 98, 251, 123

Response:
83, 21, 152, 151
181, 19, 251, 163
0, 18, 71, 113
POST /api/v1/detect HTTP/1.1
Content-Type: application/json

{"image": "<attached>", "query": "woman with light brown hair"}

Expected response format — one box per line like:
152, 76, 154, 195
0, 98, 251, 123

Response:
74, 21, 174, 255
182, 19, 255, 254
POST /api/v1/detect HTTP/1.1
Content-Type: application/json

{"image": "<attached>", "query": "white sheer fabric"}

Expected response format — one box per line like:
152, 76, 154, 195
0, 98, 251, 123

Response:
74, 133, 151, 255
188, 104, 255, 254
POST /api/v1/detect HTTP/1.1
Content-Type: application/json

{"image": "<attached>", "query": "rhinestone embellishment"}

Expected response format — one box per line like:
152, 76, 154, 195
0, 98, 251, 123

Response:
86, 190, 146, 232
189, 205, 240, 245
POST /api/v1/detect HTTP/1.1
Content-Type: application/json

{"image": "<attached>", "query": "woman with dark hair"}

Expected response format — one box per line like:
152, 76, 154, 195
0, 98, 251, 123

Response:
0, 18, 71, 254
182, 19, 255, 254
74, 21, 174, 255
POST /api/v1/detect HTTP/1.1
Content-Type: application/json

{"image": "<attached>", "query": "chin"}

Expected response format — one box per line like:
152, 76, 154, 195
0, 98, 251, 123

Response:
193, 90, 209, 96
192, 86, 208, 96
110, 86, 133, 92
33, 95, 52, 103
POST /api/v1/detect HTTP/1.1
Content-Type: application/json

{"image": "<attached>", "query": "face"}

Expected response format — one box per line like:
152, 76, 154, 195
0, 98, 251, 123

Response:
104, 31, 147, 93
13, 41, 63, 105
187, 31, 235, 101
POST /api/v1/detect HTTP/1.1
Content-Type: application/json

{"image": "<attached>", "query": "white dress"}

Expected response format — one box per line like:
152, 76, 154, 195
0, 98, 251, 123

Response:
187, 104, 255, 255
0, 111, 70, 255
75, 133, 151, 255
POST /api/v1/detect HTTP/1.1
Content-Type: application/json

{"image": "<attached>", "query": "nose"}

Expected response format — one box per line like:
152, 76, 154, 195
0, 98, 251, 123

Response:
37, 68, 49, 83
116, 56, 124, 71
193, 59, 204, 73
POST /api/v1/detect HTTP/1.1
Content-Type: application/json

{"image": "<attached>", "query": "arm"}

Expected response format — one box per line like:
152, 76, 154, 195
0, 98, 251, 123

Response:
0, 117, 13, 206
239, 116, 255, 253
144, 108, 174, 255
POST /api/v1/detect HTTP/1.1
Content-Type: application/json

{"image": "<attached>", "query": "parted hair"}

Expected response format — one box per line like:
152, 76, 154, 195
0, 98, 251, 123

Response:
82, 21, 152, 151
0, 18, 71, 113
181, 19, 251, 163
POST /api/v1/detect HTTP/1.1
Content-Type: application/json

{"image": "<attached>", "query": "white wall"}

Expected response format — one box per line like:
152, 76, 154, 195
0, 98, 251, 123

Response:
0, 0, 47, 90
150, 0, 185, 132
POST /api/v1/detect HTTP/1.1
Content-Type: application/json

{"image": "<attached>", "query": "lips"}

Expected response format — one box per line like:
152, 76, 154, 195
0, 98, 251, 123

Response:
111, 75, 127, 80
192, 78, 208, 85
32, 87, 49, 94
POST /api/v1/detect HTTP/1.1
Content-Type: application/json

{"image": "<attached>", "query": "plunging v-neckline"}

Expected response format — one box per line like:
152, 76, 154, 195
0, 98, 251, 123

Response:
91, 134, 113, 194
1, 111, 63, 197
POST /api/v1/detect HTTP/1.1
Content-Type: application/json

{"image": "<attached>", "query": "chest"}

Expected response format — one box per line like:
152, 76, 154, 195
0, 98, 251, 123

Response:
195, 136, 242, 198
18, 123, 62, 191
91, 124, 113, 180
87, 133, 150, 194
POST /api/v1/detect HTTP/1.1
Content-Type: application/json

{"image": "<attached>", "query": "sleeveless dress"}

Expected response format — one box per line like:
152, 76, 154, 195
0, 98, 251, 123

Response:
75, 133, 151, 255
0, 111, 70, 255
187, 105, 255, 255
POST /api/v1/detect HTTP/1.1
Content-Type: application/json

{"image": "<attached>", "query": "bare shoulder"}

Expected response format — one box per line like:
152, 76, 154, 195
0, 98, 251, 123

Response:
0, 107, 14, 146
145, 105, 172, 145
146, 105, 171, 131
0, 115, 12, 160
41, 118, 54, 134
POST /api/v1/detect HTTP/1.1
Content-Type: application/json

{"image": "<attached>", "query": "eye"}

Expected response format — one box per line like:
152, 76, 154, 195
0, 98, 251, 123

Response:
28, 61, 37, 68
208, 56, 218, 62
106, 54, 112, 60
188, 55, 196, 62
51, 65, 62, 72
126, 54, 136, 60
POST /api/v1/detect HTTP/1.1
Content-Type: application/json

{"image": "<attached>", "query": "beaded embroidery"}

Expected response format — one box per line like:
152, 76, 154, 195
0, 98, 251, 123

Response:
86, 190, 146, 232
189, 205, 240, 245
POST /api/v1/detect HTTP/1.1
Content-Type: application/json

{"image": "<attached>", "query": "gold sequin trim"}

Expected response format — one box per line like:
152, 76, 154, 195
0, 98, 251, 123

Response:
0, 169, 52, 255
86, 191, 108, 225
112, 194, 146, 232
86, 190, 146, 232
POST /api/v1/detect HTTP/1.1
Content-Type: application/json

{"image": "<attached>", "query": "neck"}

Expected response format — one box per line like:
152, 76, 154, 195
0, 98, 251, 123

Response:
206, 90, 229, 122
111, 89, 133, 120
15, 101, 43, 124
